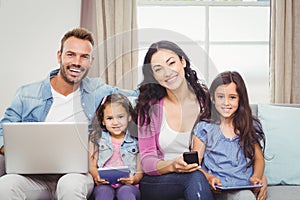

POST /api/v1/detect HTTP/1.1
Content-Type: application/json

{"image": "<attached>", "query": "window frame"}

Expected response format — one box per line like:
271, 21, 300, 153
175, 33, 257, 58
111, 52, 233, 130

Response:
137, 0, 270, 103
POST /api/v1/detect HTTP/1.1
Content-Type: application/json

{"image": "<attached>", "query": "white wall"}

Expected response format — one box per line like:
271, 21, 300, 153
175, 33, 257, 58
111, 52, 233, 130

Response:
0, 0, 81, 117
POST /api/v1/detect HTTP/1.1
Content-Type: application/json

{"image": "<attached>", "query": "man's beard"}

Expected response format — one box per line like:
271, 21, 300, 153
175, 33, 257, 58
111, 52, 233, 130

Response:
60, 64, 88, 85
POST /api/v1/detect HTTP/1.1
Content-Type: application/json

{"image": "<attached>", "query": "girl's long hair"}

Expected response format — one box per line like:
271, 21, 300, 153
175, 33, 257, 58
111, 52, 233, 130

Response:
203, 71, 265, 168
134, 40, 211, 126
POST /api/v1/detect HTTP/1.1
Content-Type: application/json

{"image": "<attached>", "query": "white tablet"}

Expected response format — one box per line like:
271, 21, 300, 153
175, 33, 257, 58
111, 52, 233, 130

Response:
215, 184, 263, 190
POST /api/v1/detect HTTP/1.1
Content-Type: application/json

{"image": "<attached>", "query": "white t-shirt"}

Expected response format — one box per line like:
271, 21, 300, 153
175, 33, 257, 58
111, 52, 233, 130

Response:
45, 87, 88, 123
159, 109, 190, 161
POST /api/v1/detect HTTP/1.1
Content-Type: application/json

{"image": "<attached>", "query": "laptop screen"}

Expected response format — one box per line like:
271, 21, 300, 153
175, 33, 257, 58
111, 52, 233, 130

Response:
3, 122, 89, 174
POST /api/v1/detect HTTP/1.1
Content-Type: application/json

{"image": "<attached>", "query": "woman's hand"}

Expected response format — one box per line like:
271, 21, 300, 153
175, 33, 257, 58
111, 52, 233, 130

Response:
172, 156, 199, 173
157, 156, 199, 174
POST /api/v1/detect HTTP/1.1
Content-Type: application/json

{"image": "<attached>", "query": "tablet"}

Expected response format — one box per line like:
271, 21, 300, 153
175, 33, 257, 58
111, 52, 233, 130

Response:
215, 184, 263, 190
98, 166, 130, 184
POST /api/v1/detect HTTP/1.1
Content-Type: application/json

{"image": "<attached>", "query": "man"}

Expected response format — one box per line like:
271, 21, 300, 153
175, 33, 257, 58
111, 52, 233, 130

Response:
0, 28, 138, 199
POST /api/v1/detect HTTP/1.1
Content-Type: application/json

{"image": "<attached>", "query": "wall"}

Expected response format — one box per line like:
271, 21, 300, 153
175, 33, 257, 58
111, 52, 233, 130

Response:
0, 0, 81, 117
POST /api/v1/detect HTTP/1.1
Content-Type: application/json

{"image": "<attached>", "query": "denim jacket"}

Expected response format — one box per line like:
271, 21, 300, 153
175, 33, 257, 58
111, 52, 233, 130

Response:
0, 69, 139, 146
97, 131, 139, 174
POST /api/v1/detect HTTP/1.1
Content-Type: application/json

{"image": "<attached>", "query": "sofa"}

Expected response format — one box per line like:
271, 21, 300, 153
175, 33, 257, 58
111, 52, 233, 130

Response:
251, 104, 300, 200
89, 103, 300, 200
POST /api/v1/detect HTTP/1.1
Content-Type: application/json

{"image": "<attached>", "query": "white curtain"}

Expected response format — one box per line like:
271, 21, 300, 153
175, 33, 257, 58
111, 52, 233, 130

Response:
270, 0, 300, 103
81, 0, 138, 89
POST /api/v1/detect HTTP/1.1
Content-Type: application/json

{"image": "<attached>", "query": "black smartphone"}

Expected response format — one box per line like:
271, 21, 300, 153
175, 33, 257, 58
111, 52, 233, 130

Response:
183, 151, 199, 165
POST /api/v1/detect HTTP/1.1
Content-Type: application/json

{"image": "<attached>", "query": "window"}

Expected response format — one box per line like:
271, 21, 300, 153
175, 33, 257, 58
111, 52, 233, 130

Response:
137, 0, 270, 103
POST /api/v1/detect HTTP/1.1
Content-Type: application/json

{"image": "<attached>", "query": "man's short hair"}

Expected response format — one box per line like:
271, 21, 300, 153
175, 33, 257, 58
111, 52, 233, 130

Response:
60, 27, 94, 53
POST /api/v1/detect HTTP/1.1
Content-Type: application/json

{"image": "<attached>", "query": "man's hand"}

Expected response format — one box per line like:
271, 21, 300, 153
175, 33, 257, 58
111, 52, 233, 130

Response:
0, 145, 4, 155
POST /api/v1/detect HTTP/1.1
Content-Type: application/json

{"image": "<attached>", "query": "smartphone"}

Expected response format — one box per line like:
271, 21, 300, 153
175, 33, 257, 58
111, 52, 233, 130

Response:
183, 151, 199, 165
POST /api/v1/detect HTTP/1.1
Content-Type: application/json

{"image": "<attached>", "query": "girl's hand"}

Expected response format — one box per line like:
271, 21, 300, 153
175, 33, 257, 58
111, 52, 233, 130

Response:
118, 174, 136, 185
250, 175, 268, 200
256, 175, 268, 200
96, 178, 110, 185
119, 172, 144, 185
250, 176, 263, 185
89, 168, 109, 185
172, 156, 199, 173
207, 174, 222, 190
89, 168, 100, 182
250, 176, 263, 194
257, 183, 267, 200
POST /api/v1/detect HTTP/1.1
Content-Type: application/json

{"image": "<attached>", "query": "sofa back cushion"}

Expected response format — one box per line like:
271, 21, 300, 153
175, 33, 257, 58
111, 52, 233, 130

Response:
258, 104, 300, 185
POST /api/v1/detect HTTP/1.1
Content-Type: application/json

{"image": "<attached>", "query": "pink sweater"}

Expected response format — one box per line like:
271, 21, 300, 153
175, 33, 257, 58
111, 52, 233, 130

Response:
138, 99, 164, 175
138, 96, 204, 176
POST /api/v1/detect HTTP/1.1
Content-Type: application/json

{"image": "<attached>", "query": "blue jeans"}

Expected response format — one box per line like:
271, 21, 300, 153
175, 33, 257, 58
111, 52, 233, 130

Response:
93, 184, 140, 200
140, 171, 213, 200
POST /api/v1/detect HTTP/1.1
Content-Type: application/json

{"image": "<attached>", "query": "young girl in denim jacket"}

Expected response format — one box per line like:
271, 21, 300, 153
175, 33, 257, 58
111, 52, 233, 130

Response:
89, 93, 143, 200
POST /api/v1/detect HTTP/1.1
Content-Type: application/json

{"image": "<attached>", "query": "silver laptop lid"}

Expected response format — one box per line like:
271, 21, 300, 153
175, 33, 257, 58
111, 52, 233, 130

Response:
3, 122, 89, 174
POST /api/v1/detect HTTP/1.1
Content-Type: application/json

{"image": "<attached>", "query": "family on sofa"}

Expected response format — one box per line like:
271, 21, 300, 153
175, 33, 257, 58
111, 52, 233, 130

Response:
1, 27, 298, 200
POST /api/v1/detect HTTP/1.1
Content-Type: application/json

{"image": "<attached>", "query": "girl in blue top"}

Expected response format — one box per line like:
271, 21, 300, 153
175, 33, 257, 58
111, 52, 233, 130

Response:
192, 71, 266, 200
89, 94, 143, 200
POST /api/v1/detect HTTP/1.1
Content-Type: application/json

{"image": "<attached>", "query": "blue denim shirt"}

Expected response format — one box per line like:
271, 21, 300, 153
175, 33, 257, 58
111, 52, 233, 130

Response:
97, 131, 139, 174
0, 69, 139, 147
194, 121, 253, 187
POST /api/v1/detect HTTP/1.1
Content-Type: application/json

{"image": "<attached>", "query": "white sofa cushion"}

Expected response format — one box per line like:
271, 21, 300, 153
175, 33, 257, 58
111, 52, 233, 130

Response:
258, 104, 300, 185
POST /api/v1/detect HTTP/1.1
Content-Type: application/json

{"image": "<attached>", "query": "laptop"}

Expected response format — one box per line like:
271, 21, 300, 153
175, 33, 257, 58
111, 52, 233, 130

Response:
3, 122, 89, 174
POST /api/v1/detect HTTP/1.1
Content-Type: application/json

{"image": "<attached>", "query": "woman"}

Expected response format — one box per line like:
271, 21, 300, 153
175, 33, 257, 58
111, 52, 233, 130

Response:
135, 40, 213, 200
